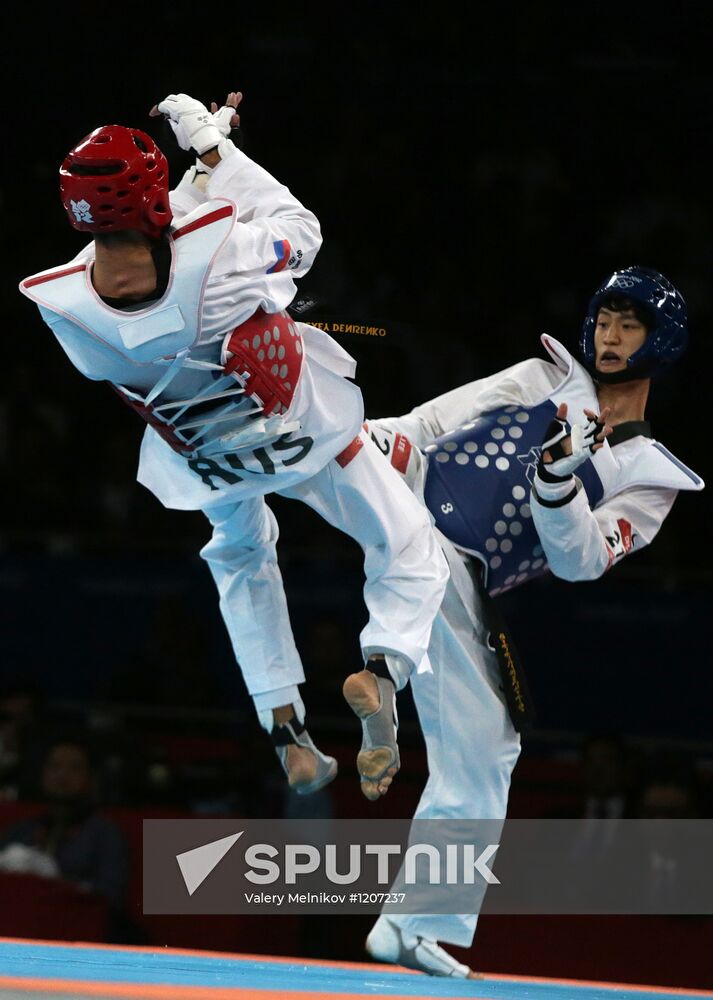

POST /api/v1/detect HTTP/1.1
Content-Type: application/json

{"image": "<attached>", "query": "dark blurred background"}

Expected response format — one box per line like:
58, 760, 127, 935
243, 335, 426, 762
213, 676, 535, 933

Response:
1, 3, 712, 989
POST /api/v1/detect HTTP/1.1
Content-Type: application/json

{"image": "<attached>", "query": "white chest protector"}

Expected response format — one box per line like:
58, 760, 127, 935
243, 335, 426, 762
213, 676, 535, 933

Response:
20, 201, 236, 384
20, 200, 364, 511
424, 336, 703, 593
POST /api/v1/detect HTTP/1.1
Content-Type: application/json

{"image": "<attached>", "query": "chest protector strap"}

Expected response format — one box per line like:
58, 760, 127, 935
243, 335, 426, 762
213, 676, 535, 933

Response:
113, 307, 304, 457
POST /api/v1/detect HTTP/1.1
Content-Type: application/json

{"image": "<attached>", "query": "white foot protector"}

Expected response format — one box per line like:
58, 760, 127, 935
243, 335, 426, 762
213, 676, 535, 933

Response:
271, 720, 337, 796
365, 915, 475, 978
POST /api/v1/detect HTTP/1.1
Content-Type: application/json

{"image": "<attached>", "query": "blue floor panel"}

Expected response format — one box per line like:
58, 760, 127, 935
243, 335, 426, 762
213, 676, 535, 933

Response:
0, 941, 709, 999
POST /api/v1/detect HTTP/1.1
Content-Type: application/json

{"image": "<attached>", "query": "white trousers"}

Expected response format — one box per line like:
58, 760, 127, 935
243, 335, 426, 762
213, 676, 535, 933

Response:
386, 541, 521, 946
199, 430, 449, 713
366, 418, 521, 948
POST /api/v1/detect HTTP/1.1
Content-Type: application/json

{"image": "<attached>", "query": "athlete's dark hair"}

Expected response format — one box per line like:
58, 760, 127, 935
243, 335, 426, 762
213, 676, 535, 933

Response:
598, 293, 653, 332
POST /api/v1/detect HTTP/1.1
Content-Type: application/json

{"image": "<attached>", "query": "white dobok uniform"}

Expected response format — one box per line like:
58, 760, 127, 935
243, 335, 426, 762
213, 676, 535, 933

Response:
367, 334, 703, 947
20, 147, 448, 717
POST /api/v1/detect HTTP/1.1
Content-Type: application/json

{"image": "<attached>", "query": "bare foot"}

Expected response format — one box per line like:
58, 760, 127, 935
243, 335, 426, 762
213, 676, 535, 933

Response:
343, 670, 399, 800
284, 743, 319, 791
360, 769, 398, 801
273, 705, 319, 791
343, 669, 380, 714
273, 704, 296, 725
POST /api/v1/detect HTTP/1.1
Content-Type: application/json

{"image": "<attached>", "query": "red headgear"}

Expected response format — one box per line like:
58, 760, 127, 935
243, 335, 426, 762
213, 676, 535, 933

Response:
59, 126, 172, 240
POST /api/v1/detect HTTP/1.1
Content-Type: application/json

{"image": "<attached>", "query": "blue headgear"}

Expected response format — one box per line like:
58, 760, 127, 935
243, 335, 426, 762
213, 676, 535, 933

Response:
580, 266, 688, 382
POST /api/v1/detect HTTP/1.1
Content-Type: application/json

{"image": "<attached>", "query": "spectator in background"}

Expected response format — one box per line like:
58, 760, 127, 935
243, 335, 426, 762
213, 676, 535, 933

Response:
579, 733, 633, 820
561, 734, 635, 880
0, 737, 128, 910
632, 752, 703, 908
557, 746, 703, 915
635, 752, 702, 820
0, 686, 45, 801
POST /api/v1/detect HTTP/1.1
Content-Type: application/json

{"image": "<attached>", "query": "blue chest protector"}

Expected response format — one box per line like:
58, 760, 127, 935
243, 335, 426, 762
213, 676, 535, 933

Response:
423, 400, 604, 593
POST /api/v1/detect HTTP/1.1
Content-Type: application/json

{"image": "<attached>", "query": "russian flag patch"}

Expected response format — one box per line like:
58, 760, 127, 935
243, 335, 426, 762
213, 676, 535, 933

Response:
267, 239, 292, 274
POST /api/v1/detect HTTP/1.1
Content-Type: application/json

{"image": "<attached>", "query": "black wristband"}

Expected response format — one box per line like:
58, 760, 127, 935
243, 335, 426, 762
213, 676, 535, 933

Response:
532, 483, 578, 508
536, 461, 573, 484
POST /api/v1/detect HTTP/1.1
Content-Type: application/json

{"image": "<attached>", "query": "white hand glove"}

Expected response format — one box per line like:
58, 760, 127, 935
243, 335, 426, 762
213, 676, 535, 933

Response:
157, 93, 226, 155
211, 104, 237, 139
191, 105, 239, 173
538, 411, 605, 482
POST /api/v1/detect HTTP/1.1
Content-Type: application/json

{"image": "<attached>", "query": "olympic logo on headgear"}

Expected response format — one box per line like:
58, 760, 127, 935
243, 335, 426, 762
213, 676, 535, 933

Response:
70, 199, 94, 224
611, 276, 640, 289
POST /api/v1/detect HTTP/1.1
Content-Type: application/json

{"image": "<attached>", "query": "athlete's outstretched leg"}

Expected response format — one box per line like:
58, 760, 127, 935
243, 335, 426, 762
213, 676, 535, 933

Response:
281, 430, 449, 798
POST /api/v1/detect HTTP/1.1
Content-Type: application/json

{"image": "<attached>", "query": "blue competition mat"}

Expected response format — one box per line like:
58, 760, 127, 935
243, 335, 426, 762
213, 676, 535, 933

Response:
0, 939, 710, 999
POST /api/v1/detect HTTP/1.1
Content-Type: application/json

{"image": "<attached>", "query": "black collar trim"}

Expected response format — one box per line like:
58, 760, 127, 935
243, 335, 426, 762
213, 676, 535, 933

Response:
608, 421, 652, 447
